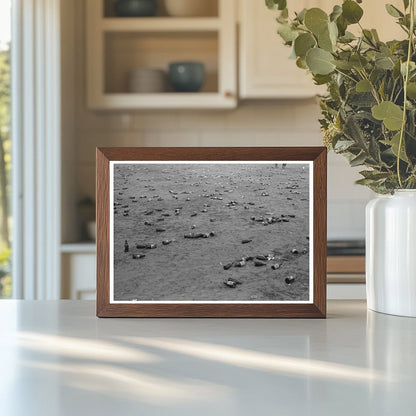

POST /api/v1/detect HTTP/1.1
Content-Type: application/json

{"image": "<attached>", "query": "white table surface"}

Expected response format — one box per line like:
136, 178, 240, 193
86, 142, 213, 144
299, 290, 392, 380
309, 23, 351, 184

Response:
0, 300, 415, 416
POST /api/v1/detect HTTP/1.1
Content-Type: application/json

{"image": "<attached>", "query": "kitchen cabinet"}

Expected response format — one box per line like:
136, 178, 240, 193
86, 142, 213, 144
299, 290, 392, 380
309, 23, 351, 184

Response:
239, 0, 325, 99
86, 0, 404, 107
86, 0, 237, 109
61, 245, 96, 300
238, 0, 404, 99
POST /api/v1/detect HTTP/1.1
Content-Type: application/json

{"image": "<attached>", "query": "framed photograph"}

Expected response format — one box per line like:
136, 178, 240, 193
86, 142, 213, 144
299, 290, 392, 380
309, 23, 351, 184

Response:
96, 147, 327, 318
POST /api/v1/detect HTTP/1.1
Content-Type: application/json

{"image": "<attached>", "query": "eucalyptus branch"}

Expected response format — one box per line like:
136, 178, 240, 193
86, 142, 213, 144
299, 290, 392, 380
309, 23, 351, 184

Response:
398, 24, 410, 35
334, 68, 358, 84
267, 0, 416, 193
390, 79, 398, 101
358, 69, 381, 104
393, 85, 404, 104
397, 0, 415, 188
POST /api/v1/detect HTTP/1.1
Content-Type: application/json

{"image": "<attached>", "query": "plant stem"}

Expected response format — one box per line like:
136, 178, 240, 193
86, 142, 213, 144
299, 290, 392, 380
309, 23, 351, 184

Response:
358, 69, 381, 104
334, 68, 358, 84
397, 0, 415, 188
390, 79, 398, 102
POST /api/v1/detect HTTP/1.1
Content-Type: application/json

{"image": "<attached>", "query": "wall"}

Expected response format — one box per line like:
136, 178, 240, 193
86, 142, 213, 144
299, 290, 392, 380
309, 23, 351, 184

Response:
62, 0, 374, 243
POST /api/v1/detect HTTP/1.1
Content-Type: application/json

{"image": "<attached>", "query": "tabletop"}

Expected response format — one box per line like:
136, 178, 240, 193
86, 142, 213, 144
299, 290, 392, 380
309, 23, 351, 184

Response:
0, 300, 415, 416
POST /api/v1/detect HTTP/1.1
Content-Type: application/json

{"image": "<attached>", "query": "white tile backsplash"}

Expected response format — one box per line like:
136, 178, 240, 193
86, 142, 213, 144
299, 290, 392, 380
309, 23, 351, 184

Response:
327, 153, 374, 201
133, 112, 180, 130
199, 129, 258, 146
328, 199, 369, 240
74, 100, 370, 240
142, 131, 200, 147
178, 111, 227, 130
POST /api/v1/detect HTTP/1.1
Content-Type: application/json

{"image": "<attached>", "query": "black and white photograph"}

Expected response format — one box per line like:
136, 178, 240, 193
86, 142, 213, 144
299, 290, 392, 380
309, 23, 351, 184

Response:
110, 162, 313, 303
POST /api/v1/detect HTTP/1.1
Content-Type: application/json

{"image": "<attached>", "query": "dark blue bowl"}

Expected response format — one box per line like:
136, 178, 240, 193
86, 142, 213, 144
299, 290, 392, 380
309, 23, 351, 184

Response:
114, 0, 158, 17
168, 62, 205, 93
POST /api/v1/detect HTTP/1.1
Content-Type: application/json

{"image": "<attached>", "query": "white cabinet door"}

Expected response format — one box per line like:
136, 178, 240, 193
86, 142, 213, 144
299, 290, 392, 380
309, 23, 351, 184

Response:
239, 0, 326, 99
62, 253, 96, 300
238, 0, 404, 99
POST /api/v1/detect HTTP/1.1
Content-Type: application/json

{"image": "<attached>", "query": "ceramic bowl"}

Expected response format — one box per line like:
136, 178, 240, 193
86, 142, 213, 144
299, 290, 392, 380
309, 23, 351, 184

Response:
168, 62, 205, 92
114, 0, 158, 17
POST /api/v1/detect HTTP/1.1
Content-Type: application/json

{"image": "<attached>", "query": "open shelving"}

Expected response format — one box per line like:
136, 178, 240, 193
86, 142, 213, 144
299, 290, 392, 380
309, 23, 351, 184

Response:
86, 0, 237, 109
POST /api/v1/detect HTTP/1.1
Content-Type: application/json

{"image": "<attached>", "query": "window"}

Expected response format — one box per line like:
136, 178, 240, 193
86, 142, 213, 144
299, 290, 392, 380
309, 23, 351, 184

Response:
0, 0, 11, 298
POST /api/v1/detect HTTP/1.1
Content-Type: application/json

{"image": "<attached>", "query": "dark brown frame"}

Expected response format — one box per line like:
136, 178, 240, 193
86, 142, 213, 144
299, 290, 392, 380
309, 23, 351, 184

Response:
96, 147, 327, 318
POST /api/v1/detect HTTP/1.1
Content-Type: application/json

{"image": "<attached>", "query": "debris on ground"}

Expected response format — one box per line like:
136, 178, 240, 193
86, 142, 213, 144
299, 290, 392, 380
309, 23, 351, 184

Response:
184, 232, 215, 239
224, 278, 241, 288
136, 243, 157, 249
285, 276, 296, 285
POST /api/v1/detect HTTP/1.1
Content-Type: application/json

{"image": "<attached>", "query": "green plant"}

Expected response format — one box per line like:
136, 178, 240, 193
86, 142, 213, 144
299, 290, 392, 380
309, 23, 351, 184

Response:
266, 0, 416, 193
0, 45, 10, 243
0, 247, 11, 298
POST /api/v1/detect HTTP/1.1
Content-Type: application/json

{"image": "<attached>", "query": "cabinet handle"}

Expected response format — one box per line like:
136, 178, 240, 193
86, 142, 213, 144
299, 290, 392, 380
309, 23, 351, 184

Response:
225, 91, 234, 99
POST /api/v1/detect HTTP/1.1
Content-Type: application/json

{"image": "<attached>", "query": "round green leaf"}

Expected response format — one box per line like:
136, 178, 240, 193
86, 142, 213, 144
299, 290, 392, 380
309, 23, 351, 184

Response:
296, 8, 307, 23
375, 56, 395, 70
318, 29, 333, 52
330, 5, 342, 22
306, 48, 335, 75
384, 133, 409, 162
313, 74, 332, 85
356, 80, 372, 93
296, 57, 308, 69
336, 15, 348, 36
277, 23, 298, 43
266, 0, 287, 11
385, 4, 403, 18
333, 60, 353, 70
407, 82, 416, 99
371, 101, 404, 131
350, 54, 368, 70
328, 21, 338, 43
304, 8, 329, 35
342, 0, 364, 24
294, 33, 316, 58
318, 22, 338, 52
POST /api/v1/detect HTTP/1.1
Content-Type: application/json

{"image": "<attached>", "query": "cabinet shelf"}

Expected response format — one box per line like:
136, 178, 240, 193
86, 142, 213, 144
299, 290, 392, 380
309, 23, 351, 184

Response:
86, 0, 236, 110
101, 17, 221, 32
61, 243, 96, 254
89, 92, 235, 110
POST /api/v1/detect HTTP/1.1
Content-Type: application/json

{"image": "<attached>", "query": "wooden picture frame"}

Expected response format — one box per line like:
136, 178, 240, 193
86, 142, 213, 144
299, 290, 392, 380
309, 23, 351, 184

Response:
96, 147, 327, 318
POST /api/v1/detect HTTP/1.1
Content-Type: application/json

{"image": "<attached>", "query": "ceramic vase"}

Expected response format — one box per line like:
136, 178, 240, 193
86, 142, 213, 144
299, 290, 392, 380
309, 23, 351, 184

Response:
366, 190, 416, 317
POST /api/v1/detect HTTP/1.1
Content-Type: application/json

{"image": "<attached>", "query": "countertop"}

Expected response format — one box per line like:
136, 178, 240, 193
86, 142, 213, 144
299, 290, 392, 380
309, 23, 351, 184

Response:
0, 300, 415, 415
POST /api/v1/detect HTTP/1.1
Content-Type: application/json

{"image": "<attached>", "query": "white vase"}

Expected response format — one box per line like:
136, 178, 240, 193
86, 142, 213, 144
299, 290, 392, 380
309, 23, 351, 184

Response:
366, 190, 416, 317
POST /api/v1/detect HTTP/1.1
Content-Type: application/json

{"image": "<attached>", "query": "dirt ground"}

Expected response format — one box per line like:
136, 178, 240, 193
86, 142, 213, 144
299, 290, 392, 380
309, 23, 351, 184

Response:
113, 163, 310, 302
